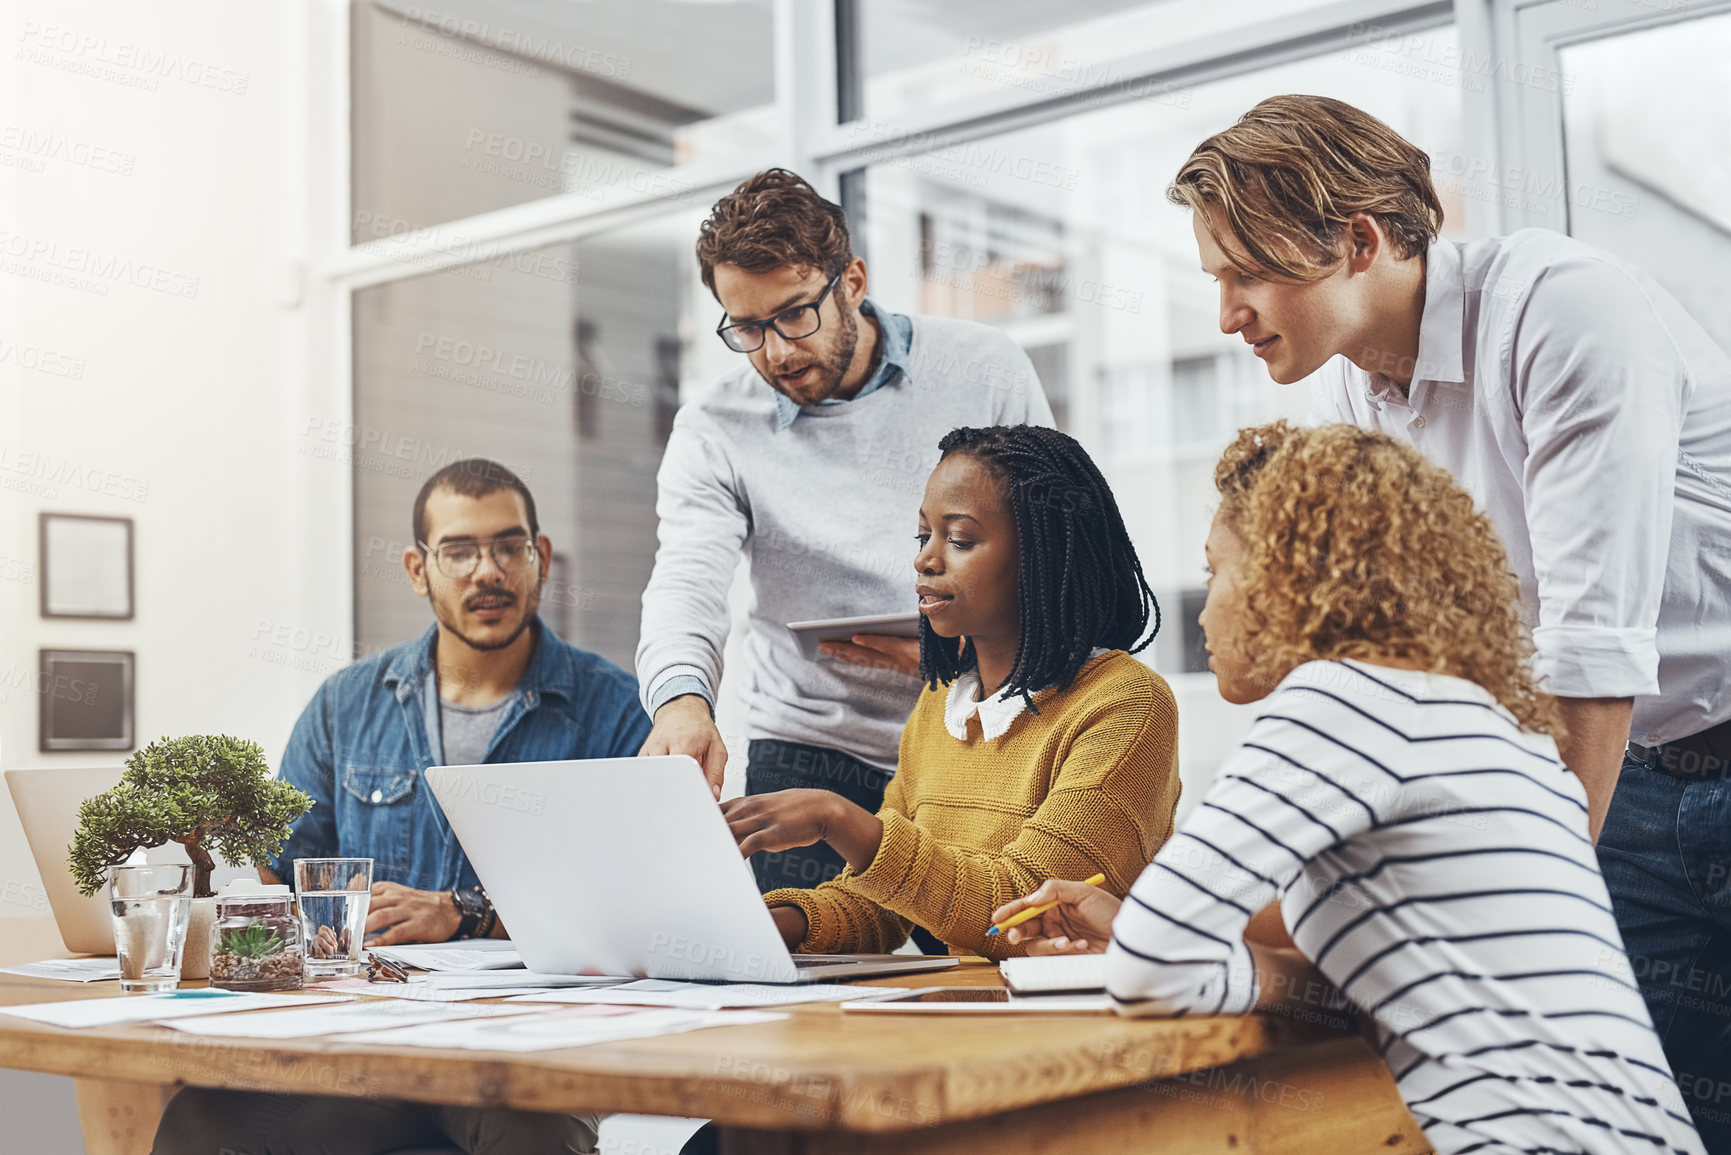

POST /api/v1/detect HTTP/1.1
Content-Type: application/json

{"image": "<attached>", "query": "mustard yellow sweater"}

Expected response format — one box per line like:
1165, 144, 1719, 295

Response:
763, 651, 1181, 960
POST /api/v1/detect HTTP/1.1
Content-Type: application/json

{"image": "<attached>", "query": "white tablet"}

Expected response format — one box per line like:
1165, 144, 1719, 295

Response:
786, 611, 922, 662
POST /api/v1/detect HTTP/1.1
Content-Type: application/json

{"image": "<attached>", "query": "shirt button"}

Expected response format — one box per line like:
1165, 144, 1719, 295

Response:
371, 789, 383, 803
1645, 733, 1661, 745
1412, 415, 1427, 429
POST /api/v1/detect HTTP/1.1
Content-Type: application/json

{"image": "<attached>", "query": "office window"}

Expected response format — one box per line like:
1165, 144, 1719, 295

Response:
1178, 588, 1209, 675
1097, 363, 1156, 460
349, 210, 707, 669
858, 0, 1379, 121
1559, 11, 1731, 352
350, 0, 776, 242
860, 28, 1465, 665
1170, 356, 1216, 447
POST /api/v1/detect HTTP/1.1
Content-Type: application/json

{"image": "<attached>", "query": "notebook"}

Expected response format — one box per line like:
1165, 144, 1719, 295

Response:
998, 954, 1107, 994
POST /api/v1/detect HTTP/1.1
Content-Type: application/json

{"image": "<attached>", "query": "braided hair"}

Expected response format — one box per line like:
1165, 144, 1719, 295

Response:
919, 425, 1160, 711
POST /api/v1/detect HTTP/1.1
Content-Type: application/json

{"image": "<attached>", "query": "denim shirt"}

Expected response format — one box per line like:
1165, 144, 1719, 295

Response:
268, 617, 652, 893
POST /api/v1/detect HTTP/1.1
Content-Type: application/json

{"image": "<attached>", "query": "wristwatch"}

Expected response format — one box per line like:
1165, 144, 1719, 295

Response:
450, 885, 493, 939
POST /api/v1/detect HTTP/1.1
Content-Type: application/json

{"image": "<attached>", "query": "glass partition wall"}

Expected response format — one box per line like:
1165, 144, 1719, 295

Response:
351, 214, 697, 671
338, 0, 1471, 803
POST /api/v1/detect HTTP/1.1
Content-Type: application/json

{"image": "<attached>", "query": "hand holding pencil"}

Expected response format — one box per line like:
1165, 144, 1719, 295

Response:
987, 874, 1121, 955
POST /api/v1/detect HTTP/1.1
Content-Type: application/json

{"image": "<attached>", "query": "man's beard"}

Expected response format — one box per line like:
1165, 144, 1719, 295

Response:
772, 305, 859, 404
433, 585, 540, 653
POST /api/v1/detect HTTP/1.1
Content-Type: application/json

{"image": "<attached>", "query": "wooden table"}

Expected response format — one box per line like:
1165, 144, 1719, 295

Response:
0, 919, 1428, 1154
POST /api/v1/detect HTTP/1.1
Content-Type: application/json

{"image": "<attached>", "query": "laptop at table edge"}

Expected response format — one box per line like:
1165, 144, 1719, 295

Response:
425, 755, 957, 985
6, 766, 255, 956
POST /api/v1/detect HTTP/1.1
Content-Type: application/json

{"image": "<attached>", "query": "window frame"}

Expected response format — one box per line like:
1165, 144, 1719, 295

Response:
1477, 0, 1731, 232
305, 0, 1467, 647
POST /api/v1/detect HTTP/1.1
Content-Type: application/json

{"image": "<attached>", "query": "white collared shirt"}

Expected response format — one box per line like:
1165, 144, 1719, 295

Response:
943, 649, 1110, 742
1308, 229, 1731, 745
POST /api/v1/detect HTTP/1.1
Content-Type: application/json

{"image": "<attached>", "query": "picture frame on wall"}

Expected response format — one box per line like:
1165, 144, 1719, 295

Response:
38, 649, 136, 753
39, 513, 134, 620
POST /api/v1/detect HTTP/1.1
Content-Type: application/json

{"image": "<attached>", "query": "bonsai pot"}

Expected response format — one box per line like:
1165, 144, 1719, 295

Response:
180, 896, 218, 980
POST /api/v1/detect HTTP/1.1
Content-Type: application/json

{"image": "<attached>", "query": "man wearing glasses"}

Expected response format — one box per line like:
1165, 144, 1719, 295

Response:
159, 459, 651, 1152
637, 168, 1054, 897
259, 457, 651, 943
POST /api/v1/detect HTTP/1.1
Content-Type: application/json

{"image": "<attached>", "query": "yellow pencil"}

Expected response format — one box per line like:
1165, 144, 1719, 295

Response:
985, 873, 1106, 937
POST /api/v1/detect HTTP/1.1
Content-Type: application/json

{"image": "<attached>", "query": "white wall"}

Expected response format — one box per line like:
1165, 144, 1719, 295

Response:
0, 0, 339, 914
0, 5, 337, 1146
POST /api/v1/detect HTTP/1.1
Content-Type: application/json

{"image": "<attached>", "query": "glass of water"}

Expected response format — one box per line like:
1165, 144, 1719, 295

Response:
109, 863, 193, 993
293, 858, 373, 978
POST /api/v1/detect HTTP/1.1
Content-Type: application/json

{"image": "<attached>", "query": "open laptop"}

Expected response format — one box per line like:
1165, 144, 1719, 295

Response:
6, 766, 254, 955
425, 756, 959, 984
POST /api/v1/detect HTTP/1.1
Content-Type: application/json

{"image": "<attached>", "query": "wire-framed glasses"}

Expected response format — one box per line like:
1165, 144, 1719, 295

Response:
417, 536, 538, 580
714, 272, 842, 353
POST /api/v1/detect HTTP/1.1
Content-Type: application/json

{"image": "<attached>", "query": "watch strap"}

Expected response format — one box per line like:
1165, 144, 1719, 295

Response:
451, 886, 486, 939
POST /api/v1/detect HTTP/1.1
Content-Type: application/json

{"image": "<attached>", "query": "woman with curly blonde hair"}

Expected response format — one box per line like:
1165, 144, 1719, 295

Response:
992, 422, 1703, 1155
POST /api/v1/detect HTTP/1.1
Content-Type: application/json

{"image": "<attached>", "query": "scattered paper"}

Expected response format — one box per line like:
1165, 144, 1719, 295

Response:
407, 971, 626, 990
344, 1005, 787, 1052
1, 959, 122, 983
0, 991, 352, 1029
310, 978, 586, 1003
159, 1000, 538, 1038
367, 941, 523, 972
507, 979, 910, 1011
1008, 993, 1113, 1011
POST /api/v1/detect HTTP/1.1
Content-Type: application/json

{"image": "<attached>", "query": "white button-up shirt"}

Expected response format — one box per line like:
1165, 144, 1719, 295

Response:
943, 648, 1110, 742
1308, 229, 1731, 746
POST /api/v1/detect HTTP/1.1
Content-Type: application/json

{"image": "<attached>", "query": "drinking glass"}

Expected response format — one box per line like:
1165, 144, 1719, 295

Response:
293, 857, 373, 978
109, 863, 193, 993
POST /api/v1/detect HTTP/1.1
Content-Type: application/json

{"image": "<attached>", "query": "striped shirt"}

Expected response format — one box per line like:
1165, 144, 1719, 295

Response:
1106, 659, 1702, 1155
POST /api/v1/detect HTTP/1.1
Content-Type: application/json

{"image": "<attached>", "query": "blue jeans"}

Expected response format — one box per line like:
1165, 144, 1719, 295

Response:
744, 738, 893, 894
1599, 750, 1731, 1151
152, 1088, 600, 1154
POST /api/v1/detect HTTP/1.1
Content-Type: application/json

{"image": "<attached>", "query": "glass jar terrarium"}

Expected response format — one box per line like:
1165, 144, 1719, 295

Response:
209, 881, 303, 991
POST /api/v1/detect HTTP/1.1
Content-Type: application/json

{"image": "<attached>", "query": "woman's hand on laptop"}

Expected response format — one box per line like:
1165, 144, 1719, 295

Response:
992, 880, 1119, 955
818, 634, 921, 678
721, 789, 885, 873
640, 694, 729, 800
362, 881, 461, 946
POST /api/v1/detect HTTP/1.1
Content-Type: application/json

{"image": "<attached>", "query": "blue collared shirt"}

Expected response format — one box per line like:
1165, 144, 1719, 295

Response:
771, 298, 913, 431
268, 617, 651, 894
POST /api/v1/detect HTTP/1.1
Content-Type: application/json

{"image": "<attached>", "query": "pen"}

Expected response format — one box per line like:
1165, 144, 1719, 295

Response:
986, 873, 1106, 937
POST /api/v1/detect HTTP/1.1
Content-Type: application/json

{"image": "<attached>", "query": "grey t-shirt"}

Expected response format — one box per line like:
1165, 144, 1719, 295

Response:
439, 694, 514, 767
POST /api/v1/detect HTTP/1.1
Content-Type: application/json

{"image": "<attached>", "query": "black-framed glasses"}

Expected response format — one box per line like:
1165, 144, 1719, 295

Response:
715, 272, 842, 353
417, 535, 538, 580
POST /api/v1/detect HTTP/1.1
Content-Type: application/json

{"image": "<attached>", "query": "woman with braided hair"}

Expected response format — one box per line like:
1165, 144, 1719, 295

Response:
720, 424, 1183, 959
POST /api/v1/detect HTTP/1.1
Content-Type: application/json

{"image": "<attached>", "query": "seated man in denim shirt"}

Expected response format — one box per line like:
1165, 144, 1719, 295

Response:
261, 457, 651, 942
153, 457, 652, 1155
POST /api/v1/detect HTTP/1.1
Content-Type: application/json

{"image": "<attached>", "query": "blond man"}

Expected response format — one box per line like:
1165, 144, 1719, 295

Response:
1170, 95, 1731, 1146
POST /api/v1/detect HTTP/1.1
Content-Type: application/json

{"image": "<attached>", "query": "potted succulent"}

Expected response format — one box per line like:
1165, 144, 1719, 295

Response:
69, 735, 313, 980
210, 893, 305, 991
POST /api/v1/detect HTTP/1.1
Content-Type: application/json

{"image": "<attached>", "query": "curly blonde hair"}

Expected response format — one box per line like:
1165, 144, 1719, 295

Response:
1214, 421, 1560, 736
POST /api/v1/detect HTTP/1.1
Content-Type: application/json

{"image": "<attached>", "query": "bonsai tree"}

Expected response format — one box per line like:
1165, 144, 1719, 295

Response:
69, 735, 314, 898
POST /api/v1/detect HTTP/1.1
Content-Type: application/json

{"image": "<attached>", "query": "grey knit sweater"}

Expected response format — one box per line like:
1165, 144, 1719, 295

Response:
636, 312, 1054, 770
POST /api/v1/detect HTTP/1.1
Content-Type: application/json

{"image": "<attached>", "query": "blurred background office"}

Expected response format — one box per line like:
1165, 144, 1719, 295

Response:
1, 0, 1728, 1144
